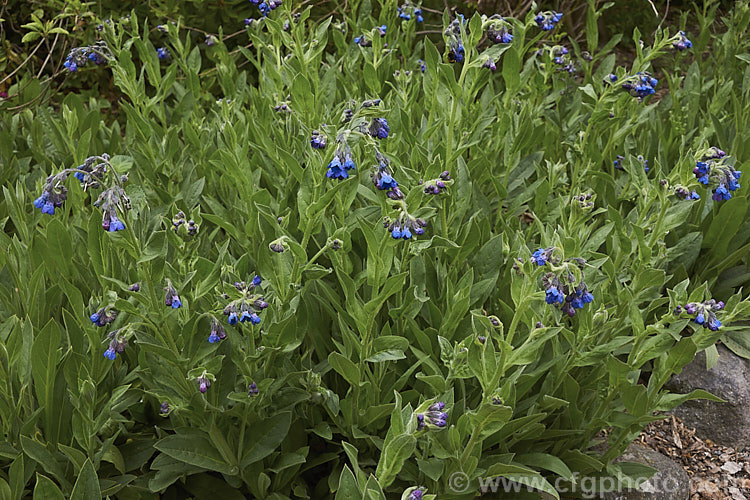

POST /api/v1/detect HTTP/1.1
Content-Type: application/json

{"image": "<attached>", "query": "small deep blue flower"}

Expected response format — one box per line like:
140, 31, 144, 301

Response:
157, 47, 170, 60
42, 201, 55, 215
448, 43, 464, 63
545, 287, 564, 305
249, 313, 261, 324
392, 228, 402, 239
228, 312, 239, 325
208, 331, 221, 343
165, 284, 182, 308
240, 311, 252, 322
344, 154, 356, 170
33, 193, 48, 208
326, 157, 349, 179
694, 313, 705, 325
531, 248, 548, 266
109, 216, 125, 232
712, 184, 732, 201
378, 25, 387, 37
673, 31, 692, 51
90, 312, 100, 323
418, 59, 426, 73
310, 130, 327, 149
252, 275, 262, 287
707, 317, 721, 331
378, 173, 398, 190
104, 348, 116, 360
171, 297, 182, 308
535, 11, 562, 31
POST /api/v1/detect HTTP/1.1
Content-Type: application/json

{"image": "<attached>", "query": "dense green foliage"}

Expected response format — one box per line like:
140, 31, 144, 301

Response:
1, 0, 750, 498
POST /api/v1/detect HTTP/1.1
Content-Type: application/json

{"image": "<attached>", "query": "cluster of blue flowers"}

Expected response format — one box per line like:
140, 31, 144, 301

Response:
444, 16, 465, 63
397, 1, 423, 22
384, 214, 427, 240
416, 402, 448, 430
90, 307, 117, 327
677, 299, 724, 331
354, 25, 387, 47
103, 331, 128, 360
249, 0, 281, 17
326, 143, 356, 179
310, 129, 327, 149
248, 381, 259, 396
692, 147, 741, 201
535, 11, 563, 31
164, 283, 183, 308
63, 42, 109, 72
673, 31, 693, 51
533, 250, 595, 317
407, 488, 425, 500
368, 117, 390, 139
222, 275, 268, 328
372, 154, 403, 199
549, 46, 575, 74
620, 72, 659, 100
487, 17, 513, 44
33, 188, 67, 215
208, 318, 227, 343
422, 171, 452, 194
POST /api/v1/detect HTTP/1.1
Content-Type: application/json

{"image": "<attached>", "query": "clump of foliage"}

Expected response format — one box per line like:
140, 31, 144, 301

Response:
1, 0, 750, 498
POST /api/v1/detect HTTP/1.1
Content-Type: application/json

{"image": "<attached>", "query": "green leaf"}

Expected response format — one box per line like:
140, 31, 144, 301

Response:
33, 474, 64, 500
336, 465, 362, 500
329, 352, 360, 385
155, 432, 237, 475
375, 434, 416, 488
239, 412, 292, 468
70, 459, 101, 500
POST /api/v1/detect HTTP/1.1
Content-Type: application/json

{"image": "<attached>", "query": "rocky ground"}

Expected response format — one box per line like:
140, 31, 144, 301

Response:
639, 415, 750, 499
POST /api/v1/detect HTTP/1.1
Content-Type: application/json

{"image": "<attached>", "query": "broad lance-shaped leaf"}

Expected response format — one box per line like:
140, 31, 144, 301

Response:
335, 465, 362, 500
31, 320, 63, 445
70, 459, 101, 500
33, 474, 64, 500
240, 412, 292, 468
155, 432, 237, 475
375, 433, 416, 488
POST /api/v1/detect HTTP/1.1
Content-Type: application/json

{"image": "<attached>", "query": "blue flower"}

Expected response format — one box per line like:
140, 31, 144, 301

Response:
249, 313, 261, 324
109, 216, 126, 232
531, 248, 548, 266
90, 312, 100, 324
369, 118, 390, 139
448, 43, 464, 63
240, 311, 252, 322
33, 194, 48, 208
545, 286, 564, 305
103, 348, 117, 360
707, 317, 721, 331
171, 297, 182, 308
157, 47, 170, 60
42, 201, 55, 215
673, 31, 692, 51
326, 157, 349, 179
228, 312, 239, 325
378, 25, 387, 37
378, 173, 398, 190
418, 59, 426, 73
694, 313, 705, 325
392, 228, 402, 239
712, 184, 732, 201
535, 11, 562, 31
252, 275, 262, 287
344, 154, 356, 170
208, 332, 221, 343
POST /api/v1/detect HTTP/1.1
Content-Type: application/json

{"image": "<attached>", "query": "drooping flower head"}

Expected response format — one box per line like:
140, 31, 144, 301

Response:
417, 401, 448, 430
164, 282, 182, 309
397, 1, 424, 22
248, 381, 259, 397
103, 330, 128, 360
208, 318, 227, 343
326, 141, 356, 180
535, 11, 563, 31
673, 31, 692, 51
90, 306, 117, 328
222, 275, 268, 327
681, 299, 723, 331
310, 129, 327, 149
422, 170, 452, 195
487, 17, 513, 44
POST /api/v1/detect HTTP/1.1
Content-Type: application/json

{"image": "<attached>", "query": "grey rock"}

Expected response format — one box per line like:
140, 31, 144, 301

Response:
600, 442, 690, 500
666, 343, 750, 449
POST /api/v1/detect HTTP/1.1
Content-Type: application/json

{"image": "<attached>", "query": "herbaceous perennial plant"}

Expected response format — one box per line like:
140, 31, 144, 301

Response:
2, 0, 750, 499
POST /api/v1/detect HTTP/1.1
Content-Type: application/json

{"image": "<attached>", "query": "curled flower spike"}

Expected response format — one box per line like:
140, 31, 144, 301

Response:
673, 31, 692, 51
63, 41, 110, 72
682, 299, 724, 331
90, 307, 117, 327
384, 213, 427, 240
326, 142, 356, 179
208, 318, 227, 343
223, 276, 268, 327
422, 171, 453, 194
368, 118, 390, 139
103, 331, 128, 360
539, 257, 594, 317
354, 34, 372, 47
164, 283, 182, 308
535, 11, 563, 31
674, 186, 701, 201
397, 1, 423, 22
407, 488, 425, 500
620, 72, 658, 100
197, 376, 211, 393
487, 18, 513, 44
531, 247, 554, 266
310, 130, 327, 149
205, 34, 217, 46
417, 401, 448, 430
692, 147, 741, 202
248, 381, 259, 396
